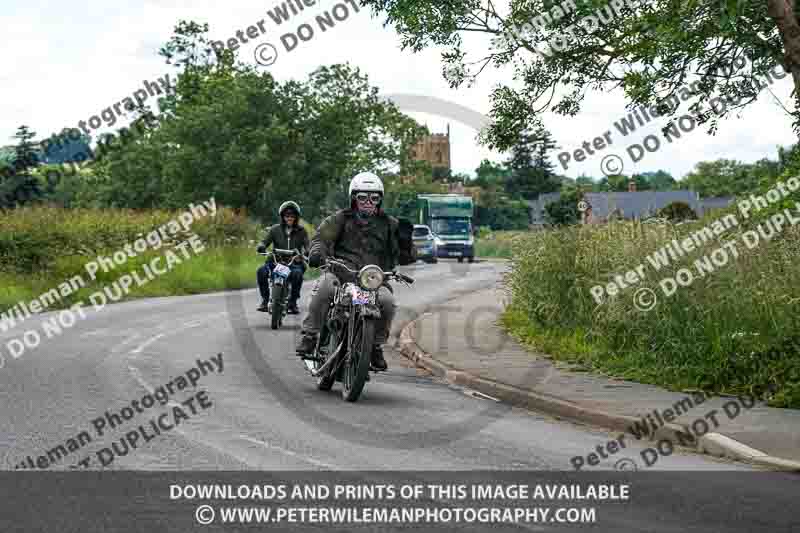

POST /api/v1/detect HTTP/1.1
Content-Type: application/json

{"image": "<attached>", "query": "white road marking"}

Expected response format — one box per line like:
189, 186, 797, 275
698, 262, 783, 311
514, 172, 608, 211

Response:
80, 329, 109, 338
465, 389, 501, 402
126, 311, 228, 355
128, 365, 186, 410
239, 435, 337, 470
130, 333, 167, 354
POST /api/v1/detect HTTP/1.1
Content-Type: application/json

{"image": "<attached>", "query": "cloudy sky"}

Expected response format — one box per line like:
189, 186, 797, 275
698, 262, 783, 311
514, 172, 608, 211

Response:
2, 0, 796, 181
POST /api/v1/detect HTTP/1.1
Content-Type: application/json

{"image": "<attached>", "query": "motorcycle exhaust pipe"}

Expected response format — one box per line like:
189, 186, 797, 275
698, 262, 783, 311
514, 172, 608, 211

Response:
310, 336, 345, 377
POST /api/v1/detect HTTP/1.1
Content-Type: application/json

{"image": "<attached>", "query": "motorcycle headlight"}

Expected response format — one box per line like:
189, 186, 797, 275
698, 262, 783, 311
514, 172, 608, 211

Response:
358, 265, 384, 290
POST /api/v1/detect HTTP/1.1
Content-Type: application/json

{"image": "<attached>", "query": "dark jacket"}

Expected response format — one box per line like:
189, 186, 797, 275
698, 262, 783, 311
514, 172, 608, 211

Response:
259, 222, 310, 255
309, 209, 415, 272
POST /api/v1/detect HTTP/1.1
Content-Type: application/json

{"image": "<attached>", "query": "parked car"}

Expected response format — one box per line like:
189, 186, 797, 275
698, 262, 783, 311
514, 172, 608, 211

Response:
412, 224, 438, 263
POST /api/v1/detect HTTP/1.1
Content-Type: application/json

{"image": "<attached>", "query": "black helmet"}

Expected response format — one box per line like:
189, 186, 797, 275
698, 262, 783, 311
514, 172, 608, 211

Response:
278, 201, 301, 218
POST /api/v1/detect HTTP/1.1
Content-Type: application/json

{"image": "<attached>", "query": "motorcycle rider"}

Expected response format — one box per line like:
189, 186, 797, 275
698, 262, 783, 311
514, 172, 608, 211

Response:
295, 172, 415, 371
256, 201, 310, 315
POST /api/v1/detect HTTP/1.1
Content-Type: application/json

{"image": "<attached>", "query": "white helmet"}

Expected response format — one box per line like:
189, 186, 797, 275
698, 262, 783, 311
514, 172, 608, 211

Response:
348, 171, 384, 196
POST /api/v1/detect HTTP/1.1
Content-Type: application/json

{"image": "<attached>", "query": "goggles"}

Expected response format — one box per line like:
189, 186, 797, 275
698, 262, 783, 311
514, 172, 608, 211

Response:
355, 192, 382, 203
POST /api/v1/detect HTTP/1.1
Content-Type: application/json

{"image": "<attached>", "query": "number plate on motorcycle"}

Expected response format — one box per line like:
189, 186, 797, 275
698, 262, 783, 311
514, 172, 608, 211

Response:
273, 264, 291, 277
350, 286, 371, 305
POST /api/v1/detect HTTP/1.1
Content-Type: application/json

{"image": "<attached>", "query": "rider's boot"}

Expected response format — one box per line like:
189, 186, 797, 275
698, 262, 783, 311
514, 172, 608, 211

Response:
296, 333, 317, 357
287, 299, 300, 315
370, 345, 388, 371
257, 299, 269, 312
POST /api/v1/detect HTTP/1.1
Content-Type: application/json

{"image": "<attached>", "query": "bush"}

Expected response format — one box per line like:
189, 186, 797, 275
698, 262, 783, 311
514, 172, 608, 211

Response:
544, 189, 580, 225
657, 201, 697, 221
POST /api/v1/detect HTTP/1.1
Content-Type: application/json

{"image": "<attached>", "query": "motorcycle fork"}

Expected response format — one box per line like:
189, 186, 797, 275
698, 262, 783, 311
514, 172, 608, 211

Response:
345, 307, 358, 363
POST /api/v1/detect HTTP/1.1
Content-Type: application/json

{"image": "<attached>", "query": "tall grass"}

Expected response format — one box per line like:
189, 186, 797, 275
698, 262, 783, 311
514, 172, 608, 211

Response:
502, 182, 800, 408
0, 204, 253, 274
0, 205, 319, 314
475, 231, 526, 258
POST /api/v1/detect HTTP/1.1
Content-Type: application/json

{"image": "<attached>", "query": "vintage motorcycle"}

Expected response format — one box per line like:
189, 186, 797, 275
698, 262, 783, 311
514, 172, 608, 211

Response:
301, 258, 414, 402
258, 248, 306, 330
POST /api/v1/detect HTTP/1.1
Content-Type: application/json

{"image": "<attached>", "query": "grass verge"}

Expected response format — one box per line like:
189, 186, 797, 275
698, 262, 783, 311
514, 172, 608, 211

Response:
502, 178, 800, 408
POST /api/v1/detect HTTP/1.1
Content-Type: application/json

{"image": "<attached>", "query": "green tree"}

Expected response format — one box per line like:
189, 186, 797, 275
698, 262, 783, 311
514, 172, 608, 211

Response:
679, 159, 762, 196
544, 187, 580, 226
641, 170, 677, 190
504, 126, 559, 199
432, 167, 452, 181
95, 21, 425, 223
358, 0, 800, 145
1, 126, 43, 208
778, 143, 800, 170
575, 174, 596, 191
471, 159, 509, 189
596, 173, 653, 192
39, 128, 93, 165
451, 171, 470, 183
657, 201, 698, 221
15, 126, 39, 167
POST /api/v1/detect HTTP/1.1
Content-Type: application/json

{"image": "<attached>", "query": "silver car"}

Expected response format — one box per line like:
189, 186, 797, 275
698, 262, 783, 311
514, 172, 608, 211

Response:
412, 224, 438, 264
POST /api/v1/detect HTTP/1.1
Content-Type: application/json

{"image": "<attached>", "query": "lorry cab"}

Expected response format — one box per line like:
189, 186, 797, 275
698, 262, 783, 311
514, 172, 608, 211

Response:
431, 217, 474, 262
416, 194, 475, 263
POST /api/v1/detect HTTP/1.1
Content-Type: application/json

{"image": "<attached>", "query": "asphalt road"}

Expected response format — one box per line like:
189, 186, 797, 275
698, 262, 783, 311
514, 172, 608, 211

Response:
0, 260, 771, 470
1, 260, 797, 531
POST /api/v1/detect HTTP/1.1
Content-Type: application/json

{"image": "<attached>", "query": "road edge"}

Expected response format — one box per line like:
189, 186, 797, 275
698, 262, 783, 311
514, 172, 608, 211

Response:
396, 302, 800, 473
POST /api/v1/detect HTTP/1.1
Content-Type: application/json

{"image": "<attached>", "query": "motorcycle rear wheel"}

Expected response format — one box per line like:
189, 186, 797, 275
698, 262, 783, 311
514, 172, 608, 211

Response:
342, 318, 374, 402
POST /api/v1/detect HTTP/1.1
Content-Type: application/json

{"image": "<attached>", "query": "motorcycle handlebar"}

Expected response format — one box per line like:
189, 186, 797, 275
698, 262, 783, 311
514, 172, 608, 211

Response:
323, 258, 414, 284
395, 273, 415, 284
258, 249, 308, 265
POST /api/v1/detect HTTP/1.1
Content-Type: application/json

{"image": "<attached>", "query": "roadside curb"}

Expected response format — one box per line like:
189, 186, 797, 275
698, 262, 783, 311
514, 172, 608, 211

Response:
396, 307, 800, 472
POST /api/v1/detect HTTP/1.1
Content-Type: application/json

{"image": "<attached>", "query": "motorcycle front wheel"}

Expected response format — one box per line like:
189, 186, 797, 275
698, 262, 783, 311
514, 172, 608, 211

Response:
311, 323, 335, 391
342, 317, 374, 402
271, 283, 286, 330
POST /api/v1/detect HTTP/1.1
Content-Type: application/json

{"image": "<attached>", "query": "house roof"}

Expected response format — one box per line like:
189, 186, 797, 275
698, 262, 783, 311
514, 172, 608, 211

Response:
582, 190, 700, 219
700, 196, 736, 211
527, 191, 735, 224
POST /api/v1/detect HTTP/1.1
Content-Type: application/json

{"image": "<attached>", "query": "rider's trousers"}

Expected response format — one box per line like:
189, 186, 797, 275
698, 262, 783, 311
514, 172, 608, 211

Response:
301, 273, 396, 344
